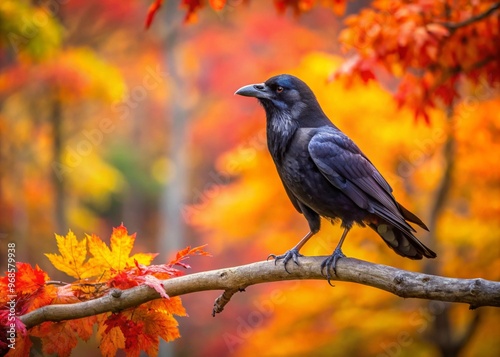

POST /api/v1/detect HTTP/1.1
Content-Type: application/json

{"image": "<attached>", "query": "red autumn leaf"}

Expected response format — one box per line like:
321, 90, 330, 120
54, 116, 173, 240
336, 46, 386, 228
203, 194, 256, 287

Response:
0, 263, 55, 317
104, 313, 128, 334
12, 263, 49, 296
182, 0, 203, 23
134, 260, 181, 278
109, 271, 139, 290
123, 302, 186, 355
142, 275, 169, 298
333, 55, 377, 85
414, 106, 430, 124
145, 0, 163, 29
434, 76, 459, 107
1, 318, 31, 357
104, 314, 141, 352
105, 313, 145, 352
0, 311, 27, 338
1, 310, 29, 357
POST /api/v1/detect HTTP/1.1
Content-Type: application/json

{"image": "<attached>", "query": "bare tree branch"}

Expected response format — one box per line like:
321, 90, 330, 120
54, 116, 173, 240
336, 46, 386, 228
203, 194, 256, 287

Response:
212, 287, 244, 316
440, 2, 500, 31
20, 257, 500, 329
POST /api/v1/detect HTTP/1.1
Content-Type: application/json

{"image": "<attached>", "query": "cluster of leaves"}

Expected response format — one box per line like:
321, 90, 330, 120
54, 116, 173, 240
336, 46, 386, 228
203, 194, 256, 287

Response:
0, 225, 209, 357
145, 0, 348, 27
336, 0, 499, 121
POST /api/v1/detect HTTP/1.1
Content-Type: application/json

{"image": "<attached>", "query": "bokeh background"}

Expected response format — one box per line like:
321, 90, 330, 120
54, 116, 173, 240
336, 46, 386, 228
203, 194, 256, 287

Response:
1, 0, 499, 356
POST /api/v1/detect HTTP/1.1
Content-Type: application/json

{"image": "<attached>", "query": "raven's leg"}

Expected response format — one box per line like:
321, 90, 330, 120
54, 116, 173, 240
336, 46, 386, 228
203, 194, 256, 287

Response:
321, 227, 350, 284
268, 231, 316, 273
269, 204, 320, 273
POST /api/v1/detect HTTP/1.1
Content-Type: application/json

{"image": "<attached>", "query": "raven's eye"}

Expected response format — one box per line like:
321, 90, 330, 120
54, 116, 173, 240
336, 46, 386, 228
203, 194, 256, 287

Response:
276, 86, 284, 93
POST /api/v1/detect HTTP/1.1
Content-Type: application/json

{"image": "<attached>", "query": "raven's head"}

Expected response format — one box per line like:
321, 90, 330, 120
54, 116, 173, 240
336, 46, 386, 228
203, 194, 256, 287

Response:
235, 74, 329, 129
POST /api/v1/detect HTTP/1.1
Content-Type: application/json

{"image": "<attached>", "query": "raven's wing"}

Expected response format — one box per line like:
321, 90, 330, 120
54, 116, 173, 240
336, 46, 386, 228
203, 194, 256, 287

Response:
308, 129, 414, 233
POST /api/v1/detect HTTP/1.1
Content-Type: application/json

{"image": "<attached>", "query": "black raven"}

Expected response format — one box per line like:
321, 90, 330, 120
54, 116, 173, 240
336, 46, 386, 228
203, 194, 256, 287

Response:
235, 74, 436, 281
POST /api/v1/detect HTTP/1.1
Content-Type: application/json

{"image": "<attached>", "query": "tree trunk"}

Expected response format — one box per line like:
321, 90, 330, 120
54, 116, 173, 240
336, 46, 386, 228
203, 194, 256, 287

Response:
424, 104, 481, 357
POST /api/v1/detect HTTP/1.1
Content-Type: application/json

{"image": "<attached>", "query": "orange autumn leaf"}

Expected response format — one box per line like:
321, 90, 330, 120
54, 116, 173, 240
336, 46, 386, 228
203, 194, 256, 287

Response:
147, 296, 187, 317
119, 301, 186, 356
96, 314, 126, 357
71, 315, 98, 342
136, 308, 181, 352
168, 244, 212, 269
31, 317, 96, 353
95, 298, 186, 357
99, 326, 126, 357
32, 321, 79, 357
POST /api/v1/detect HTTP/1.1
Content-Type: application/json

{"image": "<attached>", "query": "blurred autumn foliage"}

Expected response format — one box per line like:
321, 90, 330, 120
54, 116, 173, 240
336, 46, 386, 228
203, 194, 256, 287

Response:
1, 0, 499, 356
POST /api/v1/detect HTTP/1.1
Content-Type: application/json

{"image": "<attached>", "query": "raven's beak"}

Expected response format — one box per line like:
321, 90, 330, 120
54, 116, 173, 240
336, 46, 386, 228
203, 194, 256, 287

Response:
235, 83, 270, 99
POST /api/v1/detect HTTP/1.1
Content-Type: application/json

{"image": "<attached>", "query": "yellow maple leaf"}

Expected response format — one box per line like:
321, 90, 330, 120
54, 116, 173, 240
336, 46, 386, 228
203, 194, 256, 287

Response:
45, 230, 95, 279
86, 224, 156, 280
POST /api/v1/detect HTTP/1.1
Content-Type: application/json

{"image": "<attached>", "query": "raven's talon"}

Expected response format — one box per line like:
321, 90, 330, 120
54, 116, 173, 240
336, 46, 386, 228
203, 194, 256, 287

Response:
267, 249, 303, 273
321, 248, 346, 286
267, 254, 277, 262
267, 254, 281, 266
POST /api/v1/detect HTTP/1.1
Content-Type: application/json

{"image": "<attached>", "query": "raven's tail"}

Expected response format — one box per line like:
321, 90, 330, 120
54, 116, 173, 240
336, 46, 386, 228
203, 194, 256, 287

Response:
397, 202, 429, 231
368, 223, 437, 259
